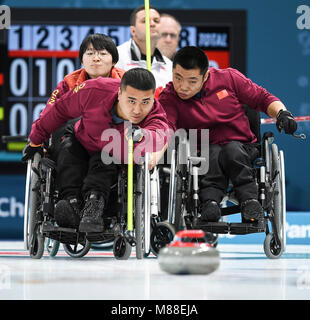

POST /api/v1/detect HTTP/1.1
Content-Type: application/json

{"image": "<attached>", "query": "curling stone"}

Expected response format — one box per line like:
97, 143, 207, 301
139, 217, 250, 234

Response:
158, 229, 220, 275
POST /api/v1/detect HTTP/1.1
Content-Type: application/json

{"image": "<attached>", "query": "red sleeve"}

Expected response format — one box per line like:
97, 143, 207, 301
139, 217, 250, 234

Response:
29, 81, 91, 144
158, 89, 178, 131
38, 80, 69, 118
228, 68, 280, 114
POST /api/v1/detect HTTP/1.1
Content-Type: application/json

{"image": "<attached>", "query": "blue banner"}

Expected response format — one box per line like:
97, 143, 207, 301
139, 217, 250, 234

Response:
0, 175, 25, 239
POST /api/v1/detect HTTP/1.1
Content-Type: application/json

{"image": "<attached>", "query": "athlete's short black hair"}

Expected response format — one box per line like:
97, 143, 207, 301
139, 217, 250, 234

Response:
120, 68, 156, 92
173, 46, 209, 76
79, 33, 119, 64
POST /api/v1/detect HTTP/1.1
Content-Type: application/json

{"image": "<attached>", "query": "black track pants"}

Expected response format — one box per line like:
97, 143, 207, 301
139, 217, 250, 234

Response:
56, 134, 117, 202
199, 141, 259, 204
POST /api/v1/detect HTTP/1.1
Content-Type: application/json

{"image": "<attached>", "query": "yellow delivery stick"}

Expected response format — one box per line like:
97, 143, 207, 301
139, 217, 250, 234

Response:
144, 0, 152, 71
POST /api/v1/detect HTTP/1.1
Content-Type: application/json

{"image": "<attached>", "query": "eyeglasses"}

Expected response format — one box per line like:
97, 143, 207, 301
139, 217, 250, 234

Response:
84, 50, 108, 58
161, 32, 178, 39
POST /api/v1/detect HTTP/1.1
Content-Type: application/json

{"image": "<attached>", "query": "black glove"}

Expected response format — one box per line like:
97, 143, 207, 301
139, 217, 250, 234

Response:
22, 142, 43, 162
276, 109, 297, 134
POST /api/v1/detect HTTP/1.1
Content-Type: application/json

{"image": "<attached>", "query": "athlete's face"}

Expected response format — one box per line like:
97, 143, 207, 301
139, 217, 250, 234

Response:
117, 85, 154, 124
173, 64, 209, 100
82, 44, 114, 79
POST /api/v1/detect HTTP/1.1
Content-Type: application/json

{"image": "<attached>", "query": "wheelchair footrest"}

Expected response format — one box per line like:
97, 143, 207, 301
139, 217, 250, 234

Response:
86, 222, 121, 243
42, 221, 85, 245
229, 222, 265, 235
42, 221, 77, 233
86, 230, 115, 243
197, 222, 230, 234
196, 221, 265, 235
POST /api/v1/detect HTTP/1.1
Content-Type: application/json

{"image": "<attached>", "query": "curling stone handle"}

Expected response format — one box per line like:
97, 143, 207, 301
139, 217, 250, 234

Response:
177, 229, 205, 239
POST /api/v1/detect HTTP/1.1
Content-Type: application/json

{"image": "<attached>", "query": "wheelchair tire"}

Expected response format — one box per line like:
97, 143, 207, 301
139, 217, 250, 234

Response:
174, 173, 185, 231
29, 224, 45, 259
46, 238, 60, 257
205, 232, 219, 248
150, 221, 176, 256
264, 233, 283, 259
26, 153, 42, 251
135, 166, 146, 259
63, 240, 91, 258
270, 144, 286, 249
113, 236, 132, 260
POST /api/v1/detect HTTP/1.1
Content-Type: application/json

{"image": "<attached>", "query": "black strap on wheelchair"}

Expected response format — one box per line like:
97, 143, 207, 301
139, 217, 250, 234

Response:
243, 105, 261, 144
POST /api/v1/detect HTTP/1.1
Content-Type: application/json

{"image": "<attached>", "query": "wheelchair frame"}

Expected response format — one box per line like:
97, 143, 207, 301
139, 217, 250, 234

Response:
168, 131, 286, 259
23, 150, 175, 260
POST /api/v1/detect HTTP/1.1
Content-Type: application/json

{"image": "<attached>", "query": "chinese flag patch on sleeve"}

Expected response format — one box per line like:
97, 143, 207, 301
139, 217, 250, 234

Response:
216, 89, 229, 100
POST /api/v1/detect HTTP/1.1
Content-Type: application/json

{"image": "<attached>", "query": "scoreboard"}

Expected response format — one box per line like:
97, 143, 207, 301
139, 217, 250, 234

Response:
0, 8, 246, 153
6, 24, 131, 138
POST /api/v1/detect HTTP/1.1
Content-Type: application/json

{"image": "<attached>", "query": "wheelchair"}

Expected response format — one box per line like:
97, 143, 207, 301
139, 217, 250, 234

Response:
167, 107, 291, 259
22, 140, 175, 260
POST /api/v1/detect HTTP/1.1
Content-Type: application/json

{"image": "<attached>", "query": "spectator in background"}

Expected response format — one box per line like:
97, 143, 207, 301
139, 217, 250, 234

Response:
157, 13, 181, 61
116, 5, 172, 89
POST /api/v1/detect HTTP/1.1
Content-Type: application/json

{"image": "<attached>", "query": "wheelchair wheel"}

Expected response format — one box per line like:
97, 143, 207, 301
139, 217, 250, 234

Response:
134, 166, 146, 259
264, 233, 284, 259
174, 138, 189, 231
174, 173, 185, 231
29, 224, 45, 259
63, 240, 91, 258
113, 236, 132, 260
205, 232, 219, 248
150, 221, 176, 256
46, 238, 60, 257
270, 144, 286, 252
25, 153, 42, 251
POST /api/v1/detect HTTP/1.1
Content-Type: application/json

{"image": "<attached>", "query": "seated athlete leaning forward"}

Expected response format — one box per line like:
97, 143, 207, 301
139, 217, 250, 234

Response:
22, 68, 170, 232
158, 46, 297, 225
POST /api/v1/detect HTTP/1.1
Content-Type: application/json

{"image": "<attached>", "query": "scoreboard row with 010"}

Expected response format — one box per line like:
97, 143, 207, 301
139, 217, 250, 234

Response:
0, 8, 246, 152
